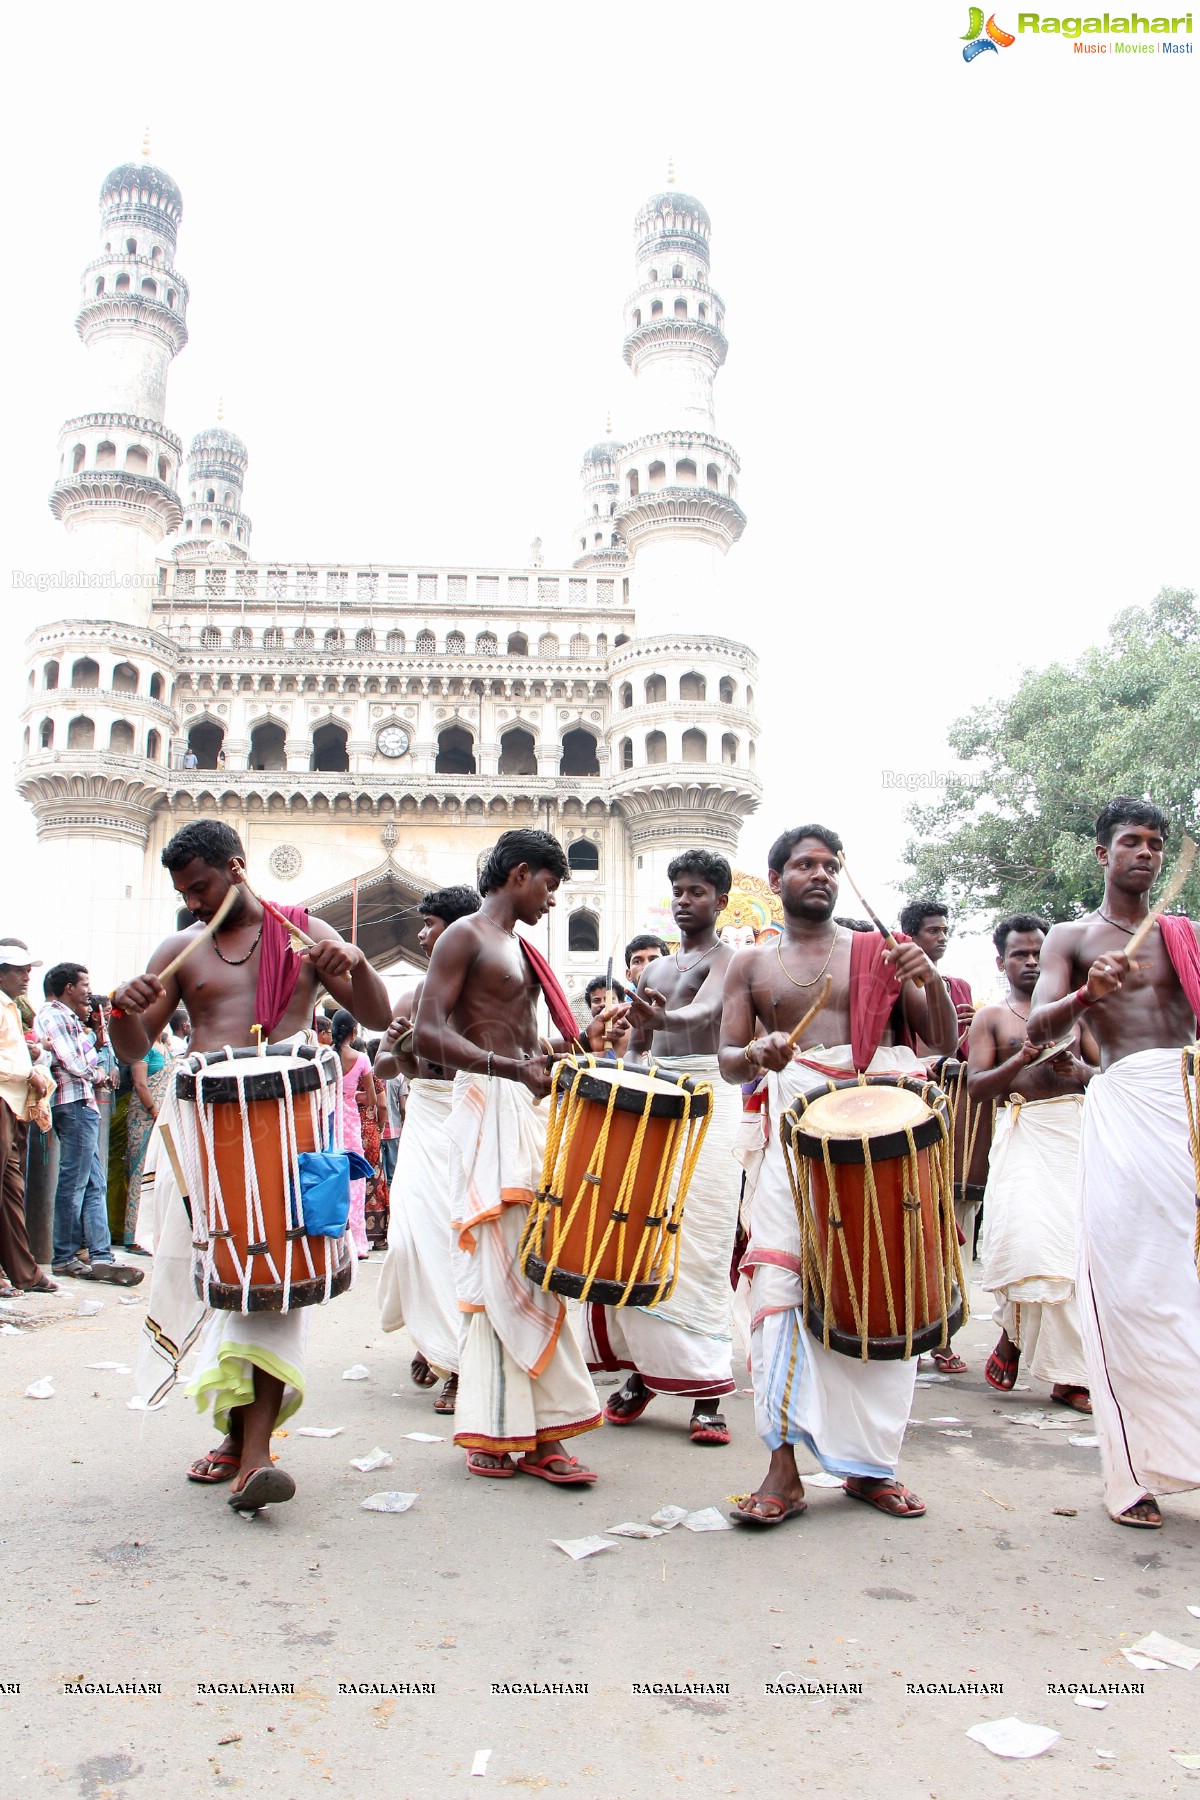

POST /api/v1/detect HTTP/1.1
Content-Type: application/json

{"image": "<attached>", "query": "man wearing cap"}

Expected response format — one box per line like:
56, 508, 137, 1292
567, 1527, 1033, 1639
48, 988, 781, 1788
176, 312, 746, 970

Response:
0, 941, 58, 1295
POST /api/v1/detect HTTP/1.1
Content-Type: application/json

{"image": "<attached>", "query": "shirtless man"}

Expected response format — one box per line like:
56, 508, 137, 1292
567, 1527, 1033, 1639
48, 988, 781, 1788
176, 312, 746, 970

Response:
1029, 798, 1200, 1529
719, 824, 957, 1525
375, 884, 481, 1413
414, 829, 605, 1483
110, 819, 392, 1511
968, 914, 1096, 1413
593, 849, 741, 1444
625, 934, 668, 984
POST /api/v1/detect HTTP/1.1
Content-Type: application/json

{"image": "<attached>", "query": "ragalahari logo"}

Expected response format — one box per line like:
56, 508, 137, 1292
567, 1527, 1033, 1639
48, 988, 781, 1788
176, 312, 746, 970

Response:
962, 8, 1017, 57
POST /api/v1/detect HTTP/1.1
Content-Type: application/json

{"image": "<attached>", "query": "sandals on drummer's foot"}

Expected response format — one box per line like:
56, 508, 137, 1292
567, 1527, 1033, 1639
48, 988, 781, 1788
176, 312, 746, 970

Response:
843, 1477, 926, 1519
518, 1452, 598, 1485
410, 1353, 438, 1389
689, 1412, 731, 1446
187, 1446, 241, 1485
1050, 1385, 1092, 1414
465, 1449, 516, 1478
602, 1381, 655, 1426
984, 1340, 1020, 1391
928, 1346, 968, 1375
227, 1466, 297, 1511
1115, 1495, 1163, 1529
432, 1375, 457, 1415
729, 1491, 807, 1528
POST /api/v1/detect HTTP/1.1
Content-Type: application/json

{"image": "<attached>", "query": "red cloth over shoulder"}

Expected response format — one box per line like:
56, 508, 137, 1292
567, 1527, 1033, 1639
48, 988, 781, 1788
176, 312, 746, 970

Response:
1161, 914, 1200, 1026
849, 930, 905, 1072
255, 902, 310, 1035
518, 936, 580, 1047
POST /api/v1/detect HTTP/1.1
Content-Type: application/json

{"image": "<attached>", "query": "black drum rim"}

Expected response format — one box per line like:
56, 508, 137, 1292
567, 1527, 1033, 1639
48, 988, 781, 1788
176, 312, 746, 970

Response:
804, 1290, 965, 1361
782, 1072, 950, 1164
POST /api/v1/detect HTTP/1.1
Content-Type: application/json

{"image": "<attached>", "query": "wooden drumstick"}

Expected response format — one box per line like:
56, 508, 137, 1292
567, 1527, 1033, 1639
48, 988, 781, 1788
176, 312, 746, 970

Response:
1123, 834, 1196, 960
239, 879, 319, 952
837, 853, 926, 989
156, 885, 239, 982
785, 973, 833, 1049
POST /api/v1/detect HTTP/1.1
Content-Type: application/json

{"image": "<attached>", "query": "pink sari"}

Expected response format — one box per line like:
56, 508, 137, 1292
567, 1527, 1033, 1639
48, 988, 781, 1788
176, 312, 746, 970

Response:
341, 1052, 370, 1255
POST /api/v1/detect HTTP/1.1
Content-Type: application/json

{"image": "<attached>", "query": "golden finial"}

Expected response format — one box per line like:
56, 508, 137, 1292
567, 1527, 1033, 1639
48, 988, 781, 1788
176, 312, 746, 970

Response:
666, 156, 676, 187
141, 127, 152, 160
217, 395, 225, 424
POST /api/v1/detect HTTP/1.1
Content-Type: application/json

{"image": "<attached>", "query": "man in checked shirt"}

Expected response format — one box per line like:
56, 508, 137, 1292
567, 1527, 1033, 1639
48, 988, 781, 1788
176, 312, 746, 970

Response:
36, 962, 143, 1285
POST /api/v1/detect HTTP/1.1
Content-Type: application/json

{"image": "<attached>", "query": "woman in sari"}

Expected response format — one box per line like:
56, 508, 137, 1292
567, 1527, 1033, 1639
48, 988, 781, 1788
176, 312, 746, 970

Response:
332, 1011, 381, 1258
124, 1027, 173, 1248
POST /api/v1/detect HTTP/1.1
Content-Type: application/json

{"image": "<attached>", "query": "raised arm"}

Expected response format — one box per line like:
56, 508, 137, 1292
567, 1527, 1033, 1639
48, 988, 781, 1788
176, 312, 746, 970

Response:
627, 956, 728, 1052
109, 938, 185, 1063
1026, 921, 1127, 1045
892, 942, 957, 1056
304, 917, 392, 1031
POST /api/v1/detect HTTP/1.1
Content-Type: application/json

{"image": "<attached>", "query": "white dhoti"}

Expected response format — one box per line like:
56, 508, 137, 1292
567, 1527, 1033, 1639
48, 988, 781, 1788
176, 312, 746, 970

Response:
582, 1052, 740, 1400
1077, 1048, 1200, 1518
448, 1072, 600, 1455
134, 1084, 307, 1431
743, 1046, 923, 1479
377, 1078, 459, 1375
980, 1095, 1088, 1389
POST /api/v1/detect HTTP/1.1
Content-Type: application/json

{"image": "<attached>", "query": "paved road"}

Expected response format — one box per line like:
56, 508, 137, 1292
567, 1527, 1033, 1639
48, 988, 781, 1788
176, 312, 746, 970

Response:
3, 1261, 1200, 1798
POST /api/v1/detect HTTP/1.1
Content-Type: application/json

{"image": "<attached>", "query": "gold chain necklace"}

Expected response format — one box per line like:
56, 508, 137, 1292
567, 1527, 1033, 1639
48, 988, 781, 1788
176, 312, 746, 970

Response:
675, 940, 721, 973
775, 928, 839, 990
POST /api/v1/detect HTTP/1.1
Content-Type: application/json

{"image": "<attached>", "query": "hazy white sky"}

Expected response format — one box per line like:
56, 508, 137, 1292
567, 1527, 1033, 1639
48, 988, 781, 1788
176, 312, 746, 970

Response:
2, 3, 1195, 993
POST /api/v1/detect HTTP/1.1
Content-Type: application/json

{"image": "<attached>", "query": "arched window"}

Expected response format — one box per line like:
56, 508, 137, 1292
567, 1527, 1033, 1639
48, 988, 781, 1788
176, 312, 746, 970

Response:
721, 733, 739, 765
295, 627, 315, 649
560, 728, 599, 777
498, 726, 537, 776
507, 633, 528, 657
71, 657, 99, 689
698, 303, 707, 321
648, 461, 666, 488
567, 839, 599, 874
595, 632, 607, 654
646, 730, 667, 765
146, 729, 161, 760
112, 661, 139, 693
249, 721, 287, 770
446, 631, 466, 655
125, 237, 137, 253
231, 627, 252, 650
568, 911, 600, 954
627, 470, 639, 498
435, 725, 476, 775
114, 274, 130, 293
186, 720, 224, 768
39, 717, 54, 749
679, 671, 706, 702
324, 628, 345, 651
476, 631, 497, 655
672, 263, 683, 279
706, 463, 720, 490
682, 728, 707, 763
570, 633, 589, 658
44, 660, 59, 689
386, 630, 405, 652
141, 277, 157, 298
206, 488, 216, 503
415, 629, 436, 655
158, 455, 171, 481
200, 626, 221, 650
644, 673, 665, 705
356, 628, 376, 652
311, 722, 349, 772
94, 277, 105, 297
619, 682, 632, 709
71, 445, 85, 473
166, 288, 176, 308
719, 676, 735, 704
263, 628, 283, 650
745, 685, 754, 707
95, 441, 116, 469
632, 307, 641, 327
619, 736, 633, 770
538, 633, 559, 658
200, 518, 213, 536
675, 458, 696, 484
674, 298, 688, 318
650, 300, 663, 318
67, 716, 95, 750
109, 719, 135, 753
148, 671, 164, 700
223, 491, 234, 507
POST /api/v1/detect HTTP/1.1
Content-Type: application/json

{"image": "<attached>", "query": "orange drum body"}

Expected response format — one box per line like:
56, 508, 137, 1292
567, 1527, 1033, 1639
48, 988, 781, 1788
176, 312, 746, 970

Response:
937, 1058, 995, 1224
174, 1044, 352, 1312
782, 1074, 965, 1360
520, 1057, 711, 1307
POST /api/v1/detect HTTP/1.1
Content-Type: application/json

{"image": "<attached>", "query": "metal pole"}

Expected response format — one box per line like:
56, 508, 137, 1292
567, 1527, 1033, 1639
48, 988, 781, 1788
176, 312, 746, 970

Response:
350, 876, 359, 946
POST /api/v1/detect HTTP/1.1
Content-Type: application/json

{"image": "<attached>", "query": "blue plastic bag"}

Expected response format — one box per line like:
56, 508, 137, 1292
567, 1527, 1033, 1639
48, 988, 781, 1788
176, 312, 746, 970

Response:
291, 1150, 375, 1238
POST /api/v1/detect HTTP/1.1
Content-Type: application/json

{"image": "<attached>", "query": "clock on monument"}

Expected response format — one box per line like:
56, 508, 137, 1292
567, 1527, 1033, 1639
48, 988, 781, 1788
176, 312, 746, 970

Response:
376, 725, 411, 758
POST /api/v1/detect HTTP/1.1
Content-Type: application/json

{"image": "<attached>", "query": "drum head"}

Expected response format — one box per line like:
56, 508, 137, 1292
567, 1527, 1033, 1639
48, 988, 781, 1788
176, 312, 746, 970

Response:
558, 1058, 711, 1119
802, 1085, 933, 1139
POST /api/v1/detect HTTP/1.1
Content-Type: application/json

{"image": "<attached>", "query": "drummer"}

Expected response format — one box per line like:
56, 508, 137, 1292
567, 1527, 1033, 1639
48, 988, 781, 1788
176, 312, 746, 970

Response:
585, 850, 742, 1447
110, 820, 392, 1513
718, 824, 957, 1526
1028, 797, 1200, 1529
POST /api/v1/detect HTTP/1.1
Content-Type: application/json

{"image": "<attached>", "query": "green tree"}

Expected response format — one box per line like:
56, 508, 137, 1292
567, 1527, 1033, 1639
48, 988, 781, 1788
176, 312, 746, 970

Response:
903, 587, 1200, 920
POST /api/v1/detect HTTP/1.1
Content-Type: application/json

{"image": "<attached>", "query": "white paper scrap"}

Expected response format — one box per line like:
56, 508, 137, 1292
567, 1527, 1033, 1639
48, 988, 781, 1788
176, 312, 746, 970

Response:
360, 1490, 417, 1514
350, 1447, 394, 1473
1074, 1695, 1108, 1710
1129, 1632, 1200, 1672
1188, 1605, 1200, 1619
928, 1416, 964, 1424
75, 1299, 104, 1316
941, 1429, 973, 1438
24, 1377, 54, 1399
402, 1432, 444, 1443
470, 1748, 492, 1777
682, 1507, 733, 1532
1170, 1754, 1200, 1770
1122, 1648, 1169, 1671
126, 1394, 166, 1411
0, 1323, 22, 1335
966, 1717, 1060, 1759
648, 1504, 688, 1529
552, 1535, 615, 1560
342, 1364, 370, 1380
606, 1522, 665, 1539
296, 1426, 344, 1438
799, 1472, 845, 1489
1069, 1435, 1100, 1448
118, 1295, 142, 1305
87, 1362, 132, 1373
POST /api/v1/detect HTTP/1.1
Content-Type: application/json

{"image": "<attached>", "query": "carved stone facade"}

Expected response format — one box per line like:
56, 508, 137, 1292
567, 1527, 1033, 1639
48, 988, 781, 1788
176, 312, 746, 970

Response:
18, 162, 760, 991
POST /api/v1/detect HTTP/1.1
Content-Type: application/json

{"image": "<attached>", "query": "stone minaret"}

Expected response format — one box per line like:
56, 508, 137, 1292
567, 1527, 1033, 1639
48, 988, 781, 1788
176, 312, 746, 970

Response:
174, 406, 252, 564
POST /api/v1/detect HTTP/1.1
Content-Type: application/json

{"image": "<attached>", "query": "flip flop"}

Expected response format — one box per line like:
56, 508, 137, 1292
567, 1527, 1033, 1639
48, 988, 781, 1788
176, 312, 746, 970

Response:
1115, 1497, 1163, 1529
227, 1466, 297, 1511
465, 1450, 516, 1478
602, 1385, 655, 1426
843, 1478, 926, 1518
432, 1377, 458, 1415
86, 1263, 144, 1287
928, 1348, 968, 1375
518, 1453, 598, 1485
984, 1344, 1020, 1391
1050, 1386, 1093, 1414
19, 1275, 59, 1294
728, 1492, 807, 1527
410, 1354, 439, 1389
187, 1447, 241, 1484
689, 1413, 731, 1446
